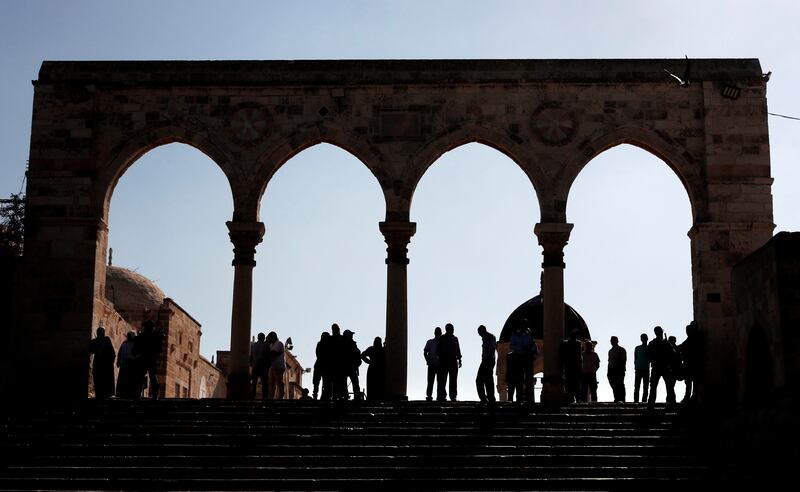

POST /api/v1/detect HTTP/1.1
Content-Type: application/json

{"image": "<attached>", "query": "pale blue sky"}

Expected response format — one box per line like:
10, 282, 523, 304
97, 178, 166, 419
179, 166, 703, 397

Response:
2, 1, 798, 401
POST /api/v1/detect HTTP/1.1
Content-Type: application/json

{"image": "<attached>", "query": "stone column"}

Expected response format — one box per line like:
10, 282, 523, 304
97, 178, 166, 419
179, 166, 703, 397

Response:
379, 220, 417, 400
534, 222, 574, 404
226, 220, 265, 399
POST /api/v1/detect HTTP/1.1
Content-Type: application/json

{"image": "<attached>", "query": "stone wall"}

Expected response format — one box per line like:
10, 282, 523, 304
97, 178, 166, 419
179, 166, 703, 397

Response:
732, 231, 800, 403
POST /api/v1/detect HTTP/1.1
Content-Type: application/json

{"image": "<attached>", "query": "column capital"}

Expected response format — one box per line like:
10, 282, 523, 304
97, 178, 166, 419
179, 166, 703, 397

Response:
226, 221, 265, 267
379, 221, 417, 265
534, 222, 574, 268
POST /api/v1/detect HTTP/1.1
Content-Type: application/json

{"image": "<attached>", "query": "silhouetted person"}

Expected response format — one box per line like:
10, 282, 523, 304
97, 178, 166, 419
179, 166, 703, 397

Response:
313, 332, 331, 400
323, 324, 347, 400
561, 329, 583, 403
423, 327, 442, 401
342, 329, 363, 400
647, 326, 676, 407
361, 337, 386, 401
668, 335, 685, 384
437, 323, 462, 401
679, 321, 701, 403
266, 332, 286, 399
633, 333, 650, 403
476, 325, 497, 403
136, 320, 163, 399
116, 331, 139, 399
508, 321, 536, 402
299, 388, 313, 400
90, 327, 115, 399
608, 336, 627, 402
251, 332, 269, 399
580, 340, 599, 402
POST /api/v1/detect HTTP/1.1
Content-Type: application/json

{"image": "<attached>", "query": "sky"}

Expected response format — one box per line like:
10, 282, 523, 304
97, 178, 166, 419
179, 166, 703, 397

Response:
1, 0, 798, 402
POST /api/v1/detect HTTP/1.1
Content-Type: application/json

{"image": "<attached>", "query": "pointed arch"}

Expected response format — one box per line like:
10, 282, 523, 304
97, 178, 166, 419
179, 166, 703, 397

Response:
253, 127, 390, 221
562, 125, 706, 221
94, 124, 238, 220
404, 123, 545, 215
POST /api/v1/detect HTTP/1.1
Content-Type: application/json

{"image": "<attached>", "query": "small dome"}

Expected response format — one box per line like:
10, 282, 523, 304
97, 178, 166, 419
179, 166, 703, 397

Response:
105, 266, 165, 312
499, 295, 590, 342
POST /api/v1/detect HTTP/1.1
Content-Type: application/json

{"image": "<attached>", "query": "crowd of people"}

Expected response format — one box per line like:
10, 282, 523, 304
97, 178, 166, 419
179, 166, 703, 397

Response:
89, 320, 164, 399
91, 317, 700, 405
561, 322, 701, 406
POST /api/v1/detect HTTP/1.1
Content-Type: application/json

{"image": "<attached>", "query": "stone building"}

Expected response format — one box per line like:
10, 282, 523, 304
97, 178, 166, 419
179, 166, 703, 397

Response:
9, 59, 778, 404
90, 265, 226, 398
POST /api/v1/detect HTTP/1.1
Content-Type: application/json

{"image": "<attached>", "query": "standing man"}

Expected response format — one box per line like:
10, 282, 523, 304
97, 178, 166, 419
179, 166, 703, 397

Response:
633, 333, 650, 403
607, 336, 627, 402
560, 329, 583, 403
266, 331, 286, 399
423, 327, 442, 401
679, 321, 700, 403
136, 320, 163, 399
647, 326, 676, 406
89, 327, 116, 399
437, 323, 462, 402
250, 332, 269, 399
508, 321, 536, 402
476, 325, 497, 403
342, 329, 363, 400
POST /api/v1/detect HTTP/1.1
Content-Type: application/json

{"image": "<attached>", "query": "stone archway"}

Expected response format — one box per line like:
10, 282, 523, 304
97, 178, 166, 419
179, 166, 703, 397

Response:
11, 59, 774, 404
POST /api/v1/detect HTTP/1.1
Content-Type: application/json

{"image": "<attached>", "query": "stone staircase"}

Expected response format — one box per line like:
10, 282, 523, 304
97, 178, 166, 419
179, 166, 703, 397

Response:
0, 400, 744, 490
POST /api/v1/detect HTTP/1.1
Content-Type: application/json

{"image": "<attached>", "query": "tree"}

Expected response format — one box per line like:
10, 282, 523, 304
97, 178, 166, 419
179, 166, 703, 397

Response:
0, 193, 25, 258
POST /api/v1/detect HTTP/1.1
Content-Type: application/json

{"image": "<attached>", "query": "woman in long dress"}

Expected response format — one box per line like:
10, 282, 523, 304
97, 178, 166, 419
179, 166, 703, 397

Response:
361, 337, 386, 401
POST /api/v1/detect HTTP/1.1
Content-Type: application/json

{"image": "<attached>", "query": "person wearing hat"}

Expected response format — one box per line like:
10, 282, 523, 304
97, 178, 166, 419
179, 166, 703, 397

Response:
342, 329, 363, 401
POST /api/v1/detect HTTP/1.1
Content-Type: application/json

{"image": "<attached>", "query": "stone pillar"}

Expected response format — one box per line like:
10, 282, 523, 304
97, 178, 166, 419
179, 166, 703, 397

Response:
534, 222, 574, 404
379, 220, 417, 400
226, 220, 265, 399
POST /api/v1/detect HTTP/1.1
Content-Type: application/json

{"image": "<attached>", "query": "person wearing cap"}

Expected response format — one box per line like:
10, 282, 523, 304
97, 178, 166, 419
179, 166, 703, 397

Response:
342, 329, 363, 401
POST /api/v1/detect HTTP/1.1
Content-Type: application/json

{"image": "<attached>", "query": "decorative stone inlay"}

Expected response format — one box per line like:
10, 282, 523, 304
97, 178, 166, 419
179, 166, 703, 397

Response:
229, 103, 270, 145
531, 103, 577, 146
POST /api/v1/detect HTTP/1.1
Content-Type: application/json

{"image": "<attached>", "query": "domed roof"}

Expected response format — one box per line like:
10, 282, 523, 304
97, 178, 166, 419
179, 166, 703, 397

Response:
105, 266, 165, 312
499, 295, 590, 342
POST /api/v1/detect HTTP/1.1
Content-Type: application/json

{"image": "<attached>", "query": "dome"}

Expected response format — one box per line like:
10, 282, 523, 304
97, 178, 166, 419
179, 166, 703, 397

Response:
105, 266, 165, 312
499, 295, 590, 342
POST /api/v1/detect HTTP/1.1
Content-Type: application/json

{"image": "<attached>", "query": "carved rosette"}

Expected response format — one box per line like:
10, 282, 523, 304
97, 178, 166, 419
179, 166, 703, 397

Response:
531, 103, 577, 146
228, 103, 270, 146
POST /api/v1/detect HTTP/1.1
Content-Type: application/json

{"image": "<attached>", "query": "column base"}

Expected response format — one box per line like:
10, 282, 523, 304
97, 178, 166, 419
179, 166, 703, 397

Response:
226, 373, 252, 400
540, 376, 570, 405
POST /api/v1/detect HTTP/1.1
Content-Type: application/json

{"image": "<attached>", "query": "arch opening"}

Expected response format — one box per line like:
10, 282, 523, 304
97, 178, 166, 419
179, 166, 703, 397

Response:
253, 143, 386, 398
565, 143, 693, 402
408, 142, 542, 401
98, 142, 234, 399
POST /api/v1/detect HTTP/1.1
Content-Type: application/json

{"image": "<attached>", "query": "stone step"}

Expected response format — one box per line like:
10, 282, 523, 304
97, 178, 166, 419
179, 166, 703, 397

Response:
0, 464, 711, 480
0, 475, 726, 491
2, 453, 709, 467
0, 443, 704, 457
